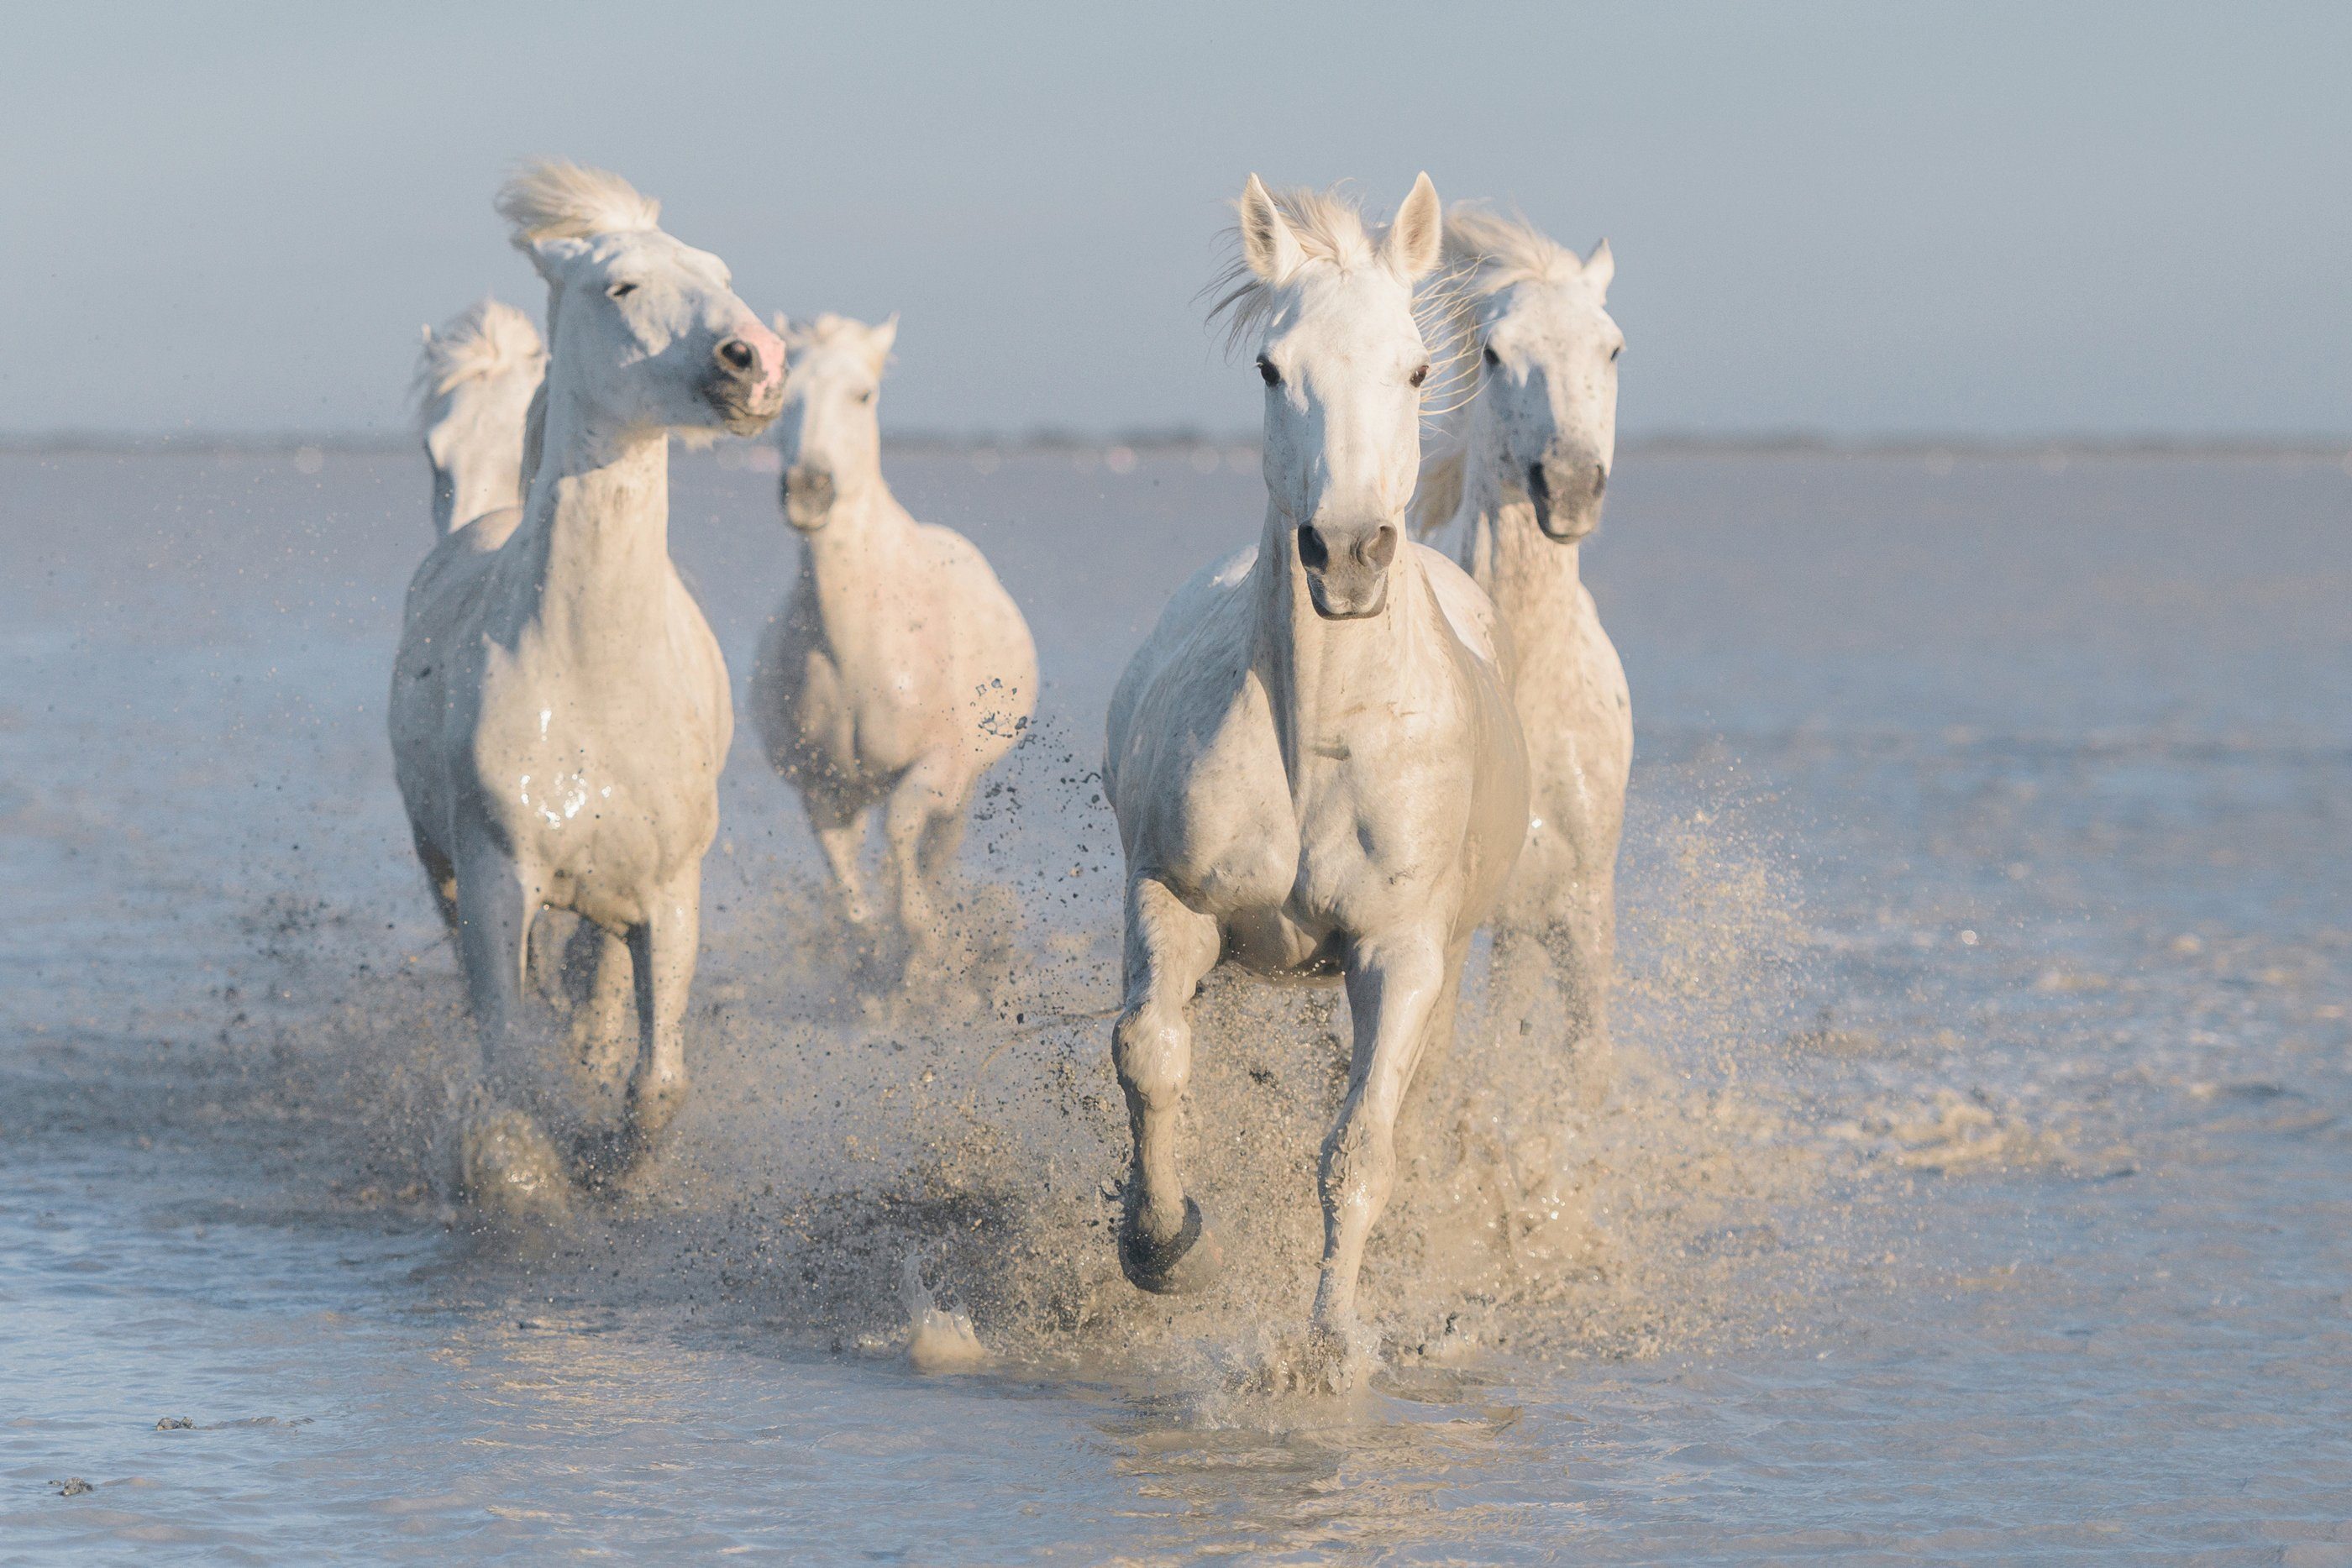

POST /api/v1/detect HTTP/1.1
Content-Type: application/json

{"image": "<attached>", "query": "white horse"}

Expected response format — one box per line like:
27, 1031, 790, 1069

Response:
413, 297, 545, 542
748, 313, 1037, 969
1413, 207, 1630, 1056
1104, 176, 1530, 1361
390, 161, 785, 1213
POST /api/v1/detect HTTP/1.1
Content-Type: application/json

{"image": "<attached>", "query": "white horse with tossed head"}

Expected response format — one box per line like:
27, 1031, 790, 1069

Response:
390, 161, 785, 1214
748, 313, 1037, 970
413, 297, 545, 541
1413, 207, 1630, 1057
1105, 176, 1529, 1366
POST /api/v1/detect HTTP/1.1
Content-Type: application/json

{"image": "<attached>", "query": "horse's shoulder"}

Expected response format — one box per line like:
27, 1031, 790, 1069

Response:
1413, 544, 1506, 670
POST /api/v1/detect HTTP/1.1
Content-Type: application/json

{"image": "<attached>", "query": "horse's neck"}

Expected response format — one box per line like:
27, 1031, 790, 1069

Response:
800, 471, 915, 630
509, 391, 674, 654
448, 418, 522, 532
1252, 507, 1436, 779
1454, 417, 1587, 633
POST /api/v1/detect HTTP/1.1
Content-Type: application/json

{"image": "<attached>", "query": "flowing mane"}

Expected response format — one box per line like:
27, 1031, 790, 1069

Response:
494, 159, 662, 246
412, 298, 543, 426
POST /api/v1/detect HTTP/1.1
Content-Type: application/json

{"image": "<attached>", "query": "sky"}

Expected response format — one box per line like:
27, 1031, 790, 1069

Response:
3, 2, 2345, 441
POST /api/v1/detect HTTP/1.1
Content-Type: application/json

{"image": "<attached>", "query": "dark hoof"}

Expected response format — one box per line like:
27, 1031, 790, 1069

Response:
1119, 1196, 1220, 1295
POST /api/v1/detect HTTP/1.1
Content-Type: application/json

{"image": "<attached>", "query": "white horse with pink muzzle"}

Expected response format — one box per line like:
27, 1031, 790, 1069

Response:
389, 161, 785, 1214
1104, 175, 1529, 1372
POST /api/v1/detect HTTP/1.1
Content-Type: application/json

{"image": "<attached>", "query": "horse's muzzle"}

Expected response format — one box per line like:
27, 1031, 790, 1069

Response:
1298, 521, 1397, 620
782, 464, 836, 530
1529, 459, 1605, 543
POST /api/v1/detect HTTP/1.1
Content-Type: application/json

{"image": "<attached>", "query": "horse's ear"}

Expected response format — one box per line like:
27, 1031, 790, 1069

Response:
1383, 172, 1443, 281
420, 323, 433, 346
868, 313, 899, 364
1583, 239, 1614, 297
1239, 173, 1305, 282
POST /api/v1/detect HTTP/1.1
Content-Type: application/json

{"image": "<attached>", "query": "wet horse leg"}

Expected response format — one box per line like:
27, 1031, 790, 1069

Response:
1112, 876, 1222, 1293
1313, 932, 1449, 1335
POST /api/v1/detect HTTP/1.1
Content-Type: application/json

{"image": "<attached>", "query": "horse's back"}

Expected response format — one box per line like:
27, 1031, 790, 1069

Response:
1106, 545, 1257, 781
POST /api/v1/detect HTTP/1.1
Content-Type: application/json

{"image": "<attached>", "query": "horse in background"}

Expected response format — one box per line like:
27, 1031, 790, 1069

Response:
1413, 206, 1630, 1071
750, 312, 1037, 982
412, 297, 544, 542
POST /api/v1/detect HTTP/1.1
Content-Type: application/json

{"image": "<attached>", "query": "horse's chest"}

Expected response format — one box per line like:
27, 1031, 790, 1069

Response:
472, 650, 721, 873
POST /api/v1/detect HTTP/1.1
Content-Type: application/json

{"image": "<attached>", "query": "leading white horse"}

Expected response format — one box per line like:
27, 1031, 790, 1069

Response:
390, 161, 785, 1214
1105, 176, 1529, 1366
1413, 207, 1630, 1058
749, 312, 1037, 973
413, 296, 545, 542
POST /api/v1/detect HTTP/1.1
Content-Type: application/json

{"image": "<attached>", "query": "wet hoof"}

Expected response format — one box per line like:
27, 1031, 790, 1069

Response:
459, 1106, 571, 1221
1239, 1320, 1374, 1396
573, 1074, 688, 1188
1118, 1195, 1220, 1295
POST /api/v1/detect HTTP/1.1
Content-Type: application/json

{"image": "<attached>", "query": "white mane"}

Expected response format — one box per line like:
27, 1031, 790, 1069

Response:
412, 298, 543, 422
779, 312, 874, 354
494, 160, 662, 247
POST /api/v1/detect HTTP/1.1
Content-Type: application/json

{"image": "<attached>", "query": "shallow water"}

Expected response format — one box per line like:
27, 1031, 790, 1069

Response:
4, 446, 2350, 1560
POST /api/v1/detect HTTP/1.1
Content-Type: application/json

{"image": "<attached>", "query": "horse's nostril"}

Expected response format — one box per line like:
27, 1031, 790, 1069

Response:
1297, 525, 1329, 569
1526, 463, 1551, 510
1592, 464, 1608, 496
718, 338, 756, 372
1363, 524, 1398, 569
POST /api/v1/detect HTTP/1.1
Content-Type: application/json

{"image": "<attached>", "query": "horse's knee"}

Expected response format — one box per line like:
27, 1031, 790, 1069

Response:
1112, 1007, 1188, 1108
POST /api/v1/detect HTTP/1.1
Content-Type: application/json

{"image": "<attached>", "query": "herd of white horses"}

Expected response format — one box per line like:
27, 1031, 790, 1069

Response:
397, 161, 1627, 1360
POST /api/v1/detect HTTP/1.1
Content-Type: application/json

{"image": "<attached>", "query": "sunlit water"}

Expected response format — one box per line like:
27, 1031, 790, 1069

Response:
3, 446, 2349, 1561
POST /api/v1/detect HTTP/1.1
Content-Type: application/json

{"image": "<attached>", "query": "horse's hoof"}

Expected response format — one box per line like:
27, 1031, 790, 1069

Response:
1118, 1196, 1220, 1295
626, 1071, 690, 1142
459, 1106, 571, 1221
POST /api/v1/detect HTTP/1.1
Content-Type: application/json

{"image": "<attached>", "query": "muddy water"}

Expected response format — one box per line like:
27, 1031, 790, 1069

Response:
3, 446, 2349, 1560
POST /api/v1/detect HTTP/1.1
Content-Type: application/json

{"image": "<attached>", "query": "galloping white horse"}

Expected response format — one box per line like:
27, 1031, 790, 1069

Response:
391, 161, 785, 1212
1105, 176, 1529, 1357
750, 313, 1037, 969
1413, 207, 1630, 1055
413, 297, 545, 542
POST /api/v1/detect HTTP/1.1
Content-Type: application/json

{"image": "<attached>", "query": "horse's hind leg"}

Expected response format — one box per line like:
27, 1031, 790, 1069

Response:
1314, 932, 1449, 1335
1112, 877, 1222, 1294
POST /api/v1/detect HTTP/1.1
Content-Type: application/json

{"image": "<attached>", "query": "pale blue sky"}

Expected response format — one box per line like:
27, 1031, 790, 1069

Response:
3, 2, 2344, 438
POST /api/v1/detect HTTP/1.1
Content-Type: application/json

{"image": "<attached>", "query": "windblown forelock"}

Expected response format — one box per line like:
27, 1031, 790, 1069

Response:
1201, 184, 1385, 354
495, 159, 664, 249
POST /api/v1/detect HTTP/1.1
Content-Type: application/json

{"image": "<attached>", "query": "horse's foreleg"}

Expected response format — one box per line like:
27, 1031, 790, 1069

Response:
449, 838, 566, 1214
618, 869, 700, 1164
805, 790, 873, 930
571, 925, 635, 1095
1314, 933, 1450, 1333
882, 756, 958, 957
1113, 876, 1222, 1293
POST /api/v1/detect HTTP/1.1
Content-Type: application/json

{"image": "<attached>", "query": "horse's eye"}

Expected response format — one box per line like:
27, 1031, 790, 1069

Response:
607, 281, 638, 300
1257, 354, 1280, 387
1483, 344, 1500, 369
1409, 364, 1430, 388
857, 389, 874, 405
